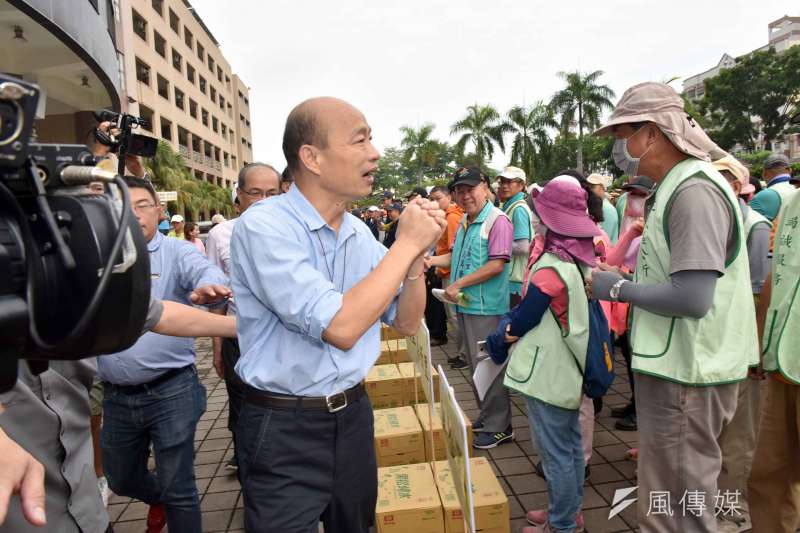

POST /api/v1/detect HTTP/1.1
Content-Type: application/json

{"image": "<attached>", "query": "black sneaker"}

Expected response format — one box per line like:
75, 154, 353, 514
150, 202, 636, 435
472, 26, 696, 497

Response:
473, 429, 514, 449
584, 465, 591, 482
448, 357, 469, 370
430, 337, 448, 347
224, 457, 238, 472
534, 461, 546, 480
611, 403, 635, 418
615, 413, 637, 432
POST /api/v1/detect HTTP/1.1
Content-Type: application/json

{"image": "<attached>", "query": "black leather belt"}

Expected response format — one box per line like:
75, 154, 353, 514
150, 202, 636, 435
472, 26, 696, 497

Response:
104, 365, 193, 394
244, 383, 365, 413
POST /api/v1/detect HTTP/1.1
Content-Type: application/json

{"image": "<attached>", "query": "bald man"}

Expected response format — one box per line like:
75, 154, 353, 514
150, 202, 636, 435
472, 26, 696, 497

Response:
229, 98, 446, 533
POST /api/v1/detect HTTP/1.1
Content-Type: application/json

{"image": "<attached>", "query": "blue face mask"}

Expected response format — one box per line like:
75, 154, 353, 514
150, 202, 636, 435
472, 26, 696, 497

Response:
613, 127, 651, 176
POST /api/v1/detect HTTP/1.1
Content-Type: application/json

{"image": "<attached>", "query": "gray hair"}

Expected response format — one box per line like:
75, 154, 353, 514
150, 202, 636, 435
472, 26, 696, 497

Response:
238, 162, 279, 190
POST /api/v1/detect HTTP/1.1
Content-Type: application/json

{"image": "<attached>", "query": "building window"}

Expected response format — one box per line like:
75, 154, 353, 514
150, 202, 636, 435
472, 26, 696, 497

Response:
202, 109, 209, 127
225, 75, 231, 91
199, 76, 207, 94
245, 119, 250, 127
105, 0, 116, 46
210, 86, 216, 103
154, 31, 166, 58
197, 43, 205, 63
132, 9, 147, 41
184, 29, 193, 51
139, 105, 154, 132
171, 48, 182, 72
157, 74, 169, 100
212, 116, 219, 133
244, 96, 249, 106
135, 57, 150, 85
168, 8, 180, 35
174, 88, 185, 110
88, 0, 99, 11
224, 152, 229, 167
160, 118, 172, 141
189, 99, 198, 119
219, 95, 225, 111
186, 63, 195, 84
217, 66, 223, 82
151, 0, 163, 16
240, 114, 245, 122
221, 123, 227, 136
207, 56, 215, 73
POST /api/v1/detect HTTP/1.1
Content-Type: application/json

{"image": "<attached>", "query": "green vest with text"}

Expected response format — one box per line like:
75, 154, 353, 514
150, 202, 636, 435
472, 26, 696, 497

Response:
761, 189, 800, 384
630, 158, 759, 385
772, 181, 796, 218
502, 193, 534, 287
450, 201, 510, 316
504, 253, 589, 409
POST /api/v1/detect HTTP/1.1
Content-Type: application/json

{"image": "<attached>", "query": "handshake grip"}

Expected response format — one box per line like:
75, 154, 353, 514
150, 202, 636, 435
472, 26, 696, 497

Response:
395, 200, 446, 254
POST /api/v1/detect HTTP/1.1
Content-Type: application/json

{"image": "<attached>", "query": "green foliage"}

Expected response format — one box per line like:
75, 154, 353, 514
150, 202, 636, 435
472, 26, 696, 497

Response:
549, 70, 616, 173
399, 123, 438, 186
503, 102, 556, 179
450, 104, 507, 168
701, 46, 800, 151
534, 134, 615, 181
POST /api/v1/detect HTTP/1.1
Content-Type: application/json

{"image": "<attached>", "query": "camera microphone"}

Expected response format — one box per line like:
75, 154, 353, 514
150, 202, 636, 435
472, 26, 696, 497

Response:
60, 165, 117, 185
93, 109, 119, 124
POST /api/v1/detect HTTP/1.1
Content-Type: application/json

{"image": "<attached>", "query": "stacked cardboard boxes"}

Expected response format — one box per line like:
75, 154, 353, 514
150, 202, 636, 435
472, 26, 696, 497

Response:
378, 339, 410, 365
374, 406, 426, 467
366, 364, 406, 409
414, 403, 473, 461
375, 463, 444, 533
397, 362, 440, 404
433, 458, 510, 533
381, 324, 405, 341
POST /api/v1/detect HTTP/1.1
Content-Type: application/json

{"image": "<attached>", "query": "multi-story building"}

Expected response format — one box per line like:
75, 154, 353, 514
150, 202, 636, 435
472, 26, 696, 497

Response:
121, 0, 253, 189
0, 0, 123, 144
683, 15, 800, 161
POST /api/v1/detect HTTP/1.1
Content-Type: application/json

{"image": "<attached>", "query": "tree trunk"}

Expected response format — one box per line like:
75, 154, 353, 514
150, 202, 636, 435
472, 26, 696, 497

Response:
577, 104, 584, 174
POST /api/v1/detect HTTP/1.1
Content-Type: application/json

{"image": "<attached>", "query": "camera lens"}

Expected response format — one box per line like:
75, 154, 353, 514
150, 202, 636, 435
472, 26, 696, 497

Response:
0, 100, 22, 146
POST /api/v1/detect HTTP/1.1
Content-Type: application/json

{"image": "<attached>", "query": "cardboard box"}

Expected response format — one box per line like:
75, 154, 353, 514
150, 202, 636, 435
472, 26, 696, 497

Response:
376, 463, 444, 533
377, 341, 394, 365
397, 362, 440, 404
432, 458, 509, 533
374, 407, 426, 467
415, 403, 473, 461
381, 324, 405, 341
390, 338, 410, 363
366, 364, 405, 409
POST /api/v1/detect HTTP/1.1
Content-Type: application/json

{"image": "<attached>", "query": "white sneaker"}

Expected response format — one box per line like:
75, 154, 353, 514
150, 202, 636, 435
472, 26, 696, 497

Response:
97, 476, 109, 507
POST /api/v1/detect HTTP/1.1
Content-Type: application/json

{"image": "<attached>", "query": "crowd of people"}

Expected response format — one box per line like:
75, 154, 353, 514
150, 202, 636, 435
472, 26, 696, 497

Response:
0, 82, 798, 533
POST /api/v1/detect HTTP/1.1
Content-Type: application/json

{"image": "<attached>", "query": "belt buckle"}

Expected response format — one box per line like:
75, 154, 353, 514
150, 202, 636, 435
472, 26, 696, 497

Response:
325, 391, 348, 413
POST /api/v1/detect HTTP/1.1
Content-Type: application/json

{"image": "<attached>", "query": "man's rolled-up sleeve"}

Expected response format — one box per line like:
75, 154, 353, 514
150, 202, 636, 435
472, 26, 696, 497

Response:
233, 213, 343, 341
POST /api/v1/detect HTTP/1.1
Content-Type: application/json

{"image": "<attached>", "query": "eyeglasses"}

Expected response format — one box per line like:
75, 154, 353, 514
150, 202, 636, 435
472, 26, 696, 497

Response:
132, 202, 157, 213
240, 189, 279, 199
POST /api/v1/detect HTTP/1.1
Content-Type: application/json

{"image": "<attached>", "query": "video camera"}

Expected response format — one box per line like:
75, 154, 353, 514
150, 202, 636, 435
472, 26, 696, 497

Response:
0, 74, 151, 392
92, 108, 158, 174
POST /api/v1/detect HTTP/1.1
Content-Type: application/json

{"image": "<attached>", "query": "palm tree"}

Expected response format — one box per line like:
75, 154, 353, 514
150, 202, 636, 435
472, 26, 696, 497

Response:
144, 141, 200, 218
549, 70, 616, 173
399, 123, 437, 186
450, 104, 507, 170
503, 102, 557, 180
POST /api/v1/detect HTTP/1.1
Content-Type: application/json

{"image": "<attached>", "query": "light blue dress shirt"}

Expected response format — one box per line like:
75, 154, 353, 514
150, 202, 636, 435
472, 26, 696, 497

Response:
97, 231, 228, 385
230, 185, 399, 397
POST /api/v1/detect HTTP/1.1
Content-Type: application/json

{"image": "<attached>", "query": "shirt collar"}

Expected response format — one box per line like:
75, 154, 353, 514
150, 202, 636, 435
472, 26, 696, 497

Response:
502, 192, 525, 210
767, 174, 791, 187
286, 184, 357, 241
147, 230, 164, 252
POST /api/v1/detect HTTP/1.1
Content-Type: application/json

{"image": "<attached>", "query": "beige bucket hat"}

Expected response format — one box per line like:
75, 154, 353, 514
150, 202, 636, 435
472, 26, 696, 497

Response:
594, 82, 725, 162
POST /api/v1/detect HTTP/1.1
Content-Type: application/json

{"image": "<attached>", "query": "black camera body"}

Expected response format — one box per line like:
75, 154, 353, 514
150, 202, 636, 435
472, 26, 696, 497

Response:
93, 109, 158, 161
0, 74, 151, 392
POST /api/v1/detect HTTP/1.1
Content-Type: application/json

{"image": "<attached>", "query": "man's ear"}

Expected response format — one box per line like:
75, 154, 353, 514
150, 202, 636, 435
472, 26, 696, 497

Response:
299, 144, 322, 176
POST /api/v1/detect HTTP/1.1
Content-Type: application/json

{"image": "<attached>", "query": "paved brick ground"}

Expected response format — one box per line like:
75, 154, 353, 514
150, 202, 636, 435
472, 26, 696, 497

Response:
110, 333, 640, 532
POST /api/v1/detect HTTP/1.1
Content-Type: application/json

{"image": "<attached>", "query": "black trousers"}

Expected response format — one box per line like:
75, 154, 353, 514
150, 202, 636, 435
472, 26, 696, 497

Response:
221, 338, 245, 436
236, 391, 377, 533
618, 332, 635, 407
424, 270, 447, 340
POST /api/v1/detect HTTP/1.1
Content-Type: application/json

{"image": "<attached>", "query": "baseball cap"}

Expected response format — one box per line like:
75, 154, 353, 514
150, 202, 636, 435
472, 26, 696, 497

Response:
451, 166, 483, 187
170, 214, 184, 223
763, 153, 791, 170
621, 176, 655, 195
211, 214, 226, 224
405, 186, 428, 199
712, 155, 755, 196
389, 203, 403, 212
594, 82, 725, 162
496, 166, 527, 183
382, 190, 394, 198
367, 205, 379, 212
586, 173, 613, 189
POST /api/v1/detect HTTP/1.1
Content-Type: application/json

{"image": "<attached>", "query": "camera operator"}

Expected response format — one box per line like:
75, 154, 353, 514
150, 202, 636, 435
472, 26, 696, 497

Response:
0, 291, 236, 532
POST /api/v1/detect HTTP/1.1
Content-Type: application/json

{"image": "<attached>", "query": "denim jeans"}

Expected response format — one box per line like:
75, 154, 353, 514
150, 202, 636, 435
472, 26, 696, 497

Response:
526, 396, 583, 533
101, 366, 207, 533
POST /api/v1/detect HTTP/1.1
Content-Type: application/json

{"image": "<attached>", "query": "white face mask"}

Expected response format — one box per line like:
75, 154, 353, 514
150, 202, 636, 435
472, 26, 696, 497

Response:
613, 126, 652, 176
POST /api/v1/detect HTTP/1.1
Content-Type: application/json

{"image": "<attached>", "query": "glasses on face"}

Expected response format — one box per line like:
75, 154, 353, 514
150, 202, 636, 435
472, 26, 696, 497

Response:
132, 202, 157, 214
241, 189, 278, 199
498, 178, 517, 187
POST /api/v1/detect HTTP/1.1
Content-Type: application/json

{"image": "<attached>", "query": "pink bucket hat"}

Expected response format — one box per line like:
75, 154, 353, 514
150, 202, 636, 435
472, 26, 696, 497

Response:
532, 176, 601, 238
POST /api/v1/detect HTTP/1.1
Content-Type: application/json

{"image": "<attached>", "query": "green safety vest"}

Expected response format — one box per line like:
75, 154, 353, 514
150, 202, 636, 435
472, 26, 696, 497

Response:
450, 201, 511, 316
504, 253, 589, 409
630, 158, 759, 385
742, 203, 771, 248
502, 193, 534, 287
772, 181, 796, 218
761, 189, 800, 384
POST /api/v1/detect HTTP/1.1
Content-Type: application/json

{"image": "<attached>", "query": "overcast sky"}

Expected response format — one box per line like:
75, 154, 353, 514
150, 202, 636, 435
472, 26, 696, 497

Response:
191, 0, 795, 171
